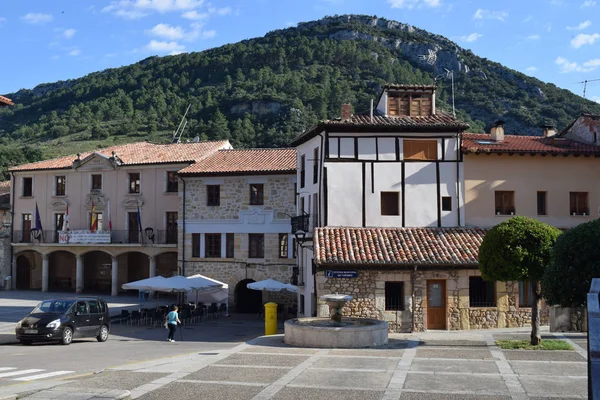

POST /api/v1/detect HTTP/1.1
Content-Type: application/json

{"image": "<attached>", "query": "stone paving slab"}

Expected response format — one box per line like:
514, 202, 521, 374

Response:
509, 361, 588, 376
327, 349, 404, 357
414, 348, 494, 360
66, 371, 167, 391
290, 369, 393, 389
502, 350, 586, 362
410, 359, 499, 373
272, 387, 384, 400
137, 381, 264, 400
185, 366, 291, 383
403, 373, 509, 394
215, 354, 309, 367
519, 376, 588, 397
417, 340, 488, 347
311, 356, 399, 371
240, 347, 320, 355
398, 393, 511, 400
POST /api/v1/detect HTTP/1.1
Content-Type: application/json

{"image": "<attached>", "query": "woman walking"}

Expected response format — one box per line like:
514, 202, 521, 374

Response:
166, 306, 181, 342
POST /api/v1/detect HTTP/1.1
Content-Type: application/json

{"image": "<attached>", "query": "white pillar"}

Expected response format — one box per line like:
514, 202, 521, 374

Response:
149, 255, 156, 278
111, 256, 118, 297
76, 255, 83, 294
41, 254, 49, 292
11, 256, 17, 290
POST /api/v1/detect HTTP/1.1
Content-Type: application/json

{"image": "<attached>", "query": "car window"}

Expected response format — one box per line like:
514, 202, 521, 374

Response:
75, 301, 88, 315
31, 300, 74, 314
88, 300, 100, 314
99, 301, 106, 313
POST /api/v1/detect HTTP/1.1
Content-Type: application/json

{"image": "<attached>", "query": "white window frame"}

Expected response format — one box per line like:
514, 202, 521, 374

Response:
90, 173, 103, 192
127, 171, 142, 194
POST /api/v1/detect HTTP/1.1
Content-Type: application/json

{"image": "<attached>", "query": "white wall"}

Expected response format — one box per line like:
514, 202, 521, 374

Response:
365, 163, 403, 227
325, 162, 363, 227
404, 162, 438, 227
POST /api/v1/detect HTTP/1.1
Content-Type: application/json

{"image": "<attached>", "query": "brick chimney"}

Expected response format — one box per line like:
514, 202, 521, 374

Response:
341, 103, 352, 121
542, 124, 557, 138
491, 120, 505, 142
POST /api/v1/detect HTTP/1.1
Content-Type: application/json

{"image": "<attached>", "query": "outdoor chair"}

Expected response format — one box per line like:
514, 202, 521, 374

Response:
192, 307, 204, 323
208, 303, 218, 319
130, 310, 142, 325
219, 303, 227, 316
120, 310, 130, 324
180, 308, 192, 326
144, 308, 156, 325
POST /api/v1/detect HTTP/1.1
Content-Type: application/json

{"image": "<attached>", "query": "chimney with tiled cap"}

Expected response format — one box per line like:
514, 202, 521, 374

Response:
542, 123, 557, 138
341, 103, 352, 121
490, 120, 505, 142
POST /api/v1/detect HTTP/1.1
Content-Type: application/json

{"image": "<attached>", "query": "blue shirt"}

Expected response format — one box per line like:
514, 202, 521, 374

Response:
167, 311, 178, 325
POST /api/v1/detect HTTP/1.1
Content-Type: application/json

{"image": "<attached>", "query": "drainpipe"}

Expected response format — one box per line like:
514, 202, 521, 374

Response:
9, 172, 16, 290
411, 265, 417, 332
456, 132, 462, 226
181, 176, 186, 277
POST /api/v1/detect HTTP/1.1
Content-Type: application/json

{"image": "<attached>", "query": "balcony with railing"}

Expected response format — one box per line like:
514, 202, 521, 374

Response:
12, 229, 177, 245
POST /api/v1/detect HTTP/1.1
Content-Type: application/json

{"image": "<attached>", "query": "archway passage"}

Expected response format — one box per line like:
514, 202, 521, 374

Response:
16, 255, 31, 289
49, 251, 75, 291
235, 279, 262, 314
83, 251, 112, 294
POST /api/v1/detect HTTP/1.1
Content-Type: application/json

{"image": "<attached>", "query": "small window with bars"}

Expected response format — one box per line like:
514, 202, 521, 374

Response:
250, 184, 264, 205
166, 171, 178, 193
385, 282, 404, 311
469, 277, 496, 307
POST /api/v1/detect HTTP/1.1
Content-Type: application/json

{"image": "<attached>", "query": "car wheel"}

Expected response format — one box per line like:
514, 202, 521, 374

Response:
20, 340, 33, 346
60, 327, 73, 345
96, 325, 109, 342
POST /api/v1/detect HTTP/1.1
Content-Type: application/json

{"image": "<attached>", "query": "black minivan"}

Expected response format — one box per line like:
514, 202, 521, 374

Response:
15, 297, 110, 345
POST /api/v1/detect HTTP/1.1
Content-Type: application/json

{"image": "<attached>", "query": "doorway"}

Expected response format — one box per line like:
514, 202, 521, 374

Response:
16, 255, 31, 289
235, 279, 263, 313
128, 212, 139, 243
426, 280, 446, 329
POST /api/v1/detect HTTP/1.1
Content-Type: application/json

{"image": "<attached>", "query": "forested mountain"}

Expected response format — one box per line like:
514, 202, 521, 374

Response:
1, 14, 599, 179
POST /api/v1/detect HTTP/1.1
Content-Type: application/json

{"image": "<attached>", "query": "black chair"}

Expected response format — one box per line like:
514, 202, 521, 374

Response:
130, 310, 142, 325
219, 303, 227, 316
120, 310, 130, 324
180, 308, 191, 326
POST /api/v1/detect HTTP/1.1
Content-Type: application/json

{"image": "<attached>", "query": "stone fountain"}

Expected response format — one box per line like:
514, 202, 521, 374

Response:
284, 294, 388, 348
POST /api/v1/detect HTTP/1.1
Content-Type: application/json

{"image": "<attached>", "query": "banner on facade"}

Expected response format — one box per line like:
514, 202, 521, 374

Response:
58, 230, 111, 244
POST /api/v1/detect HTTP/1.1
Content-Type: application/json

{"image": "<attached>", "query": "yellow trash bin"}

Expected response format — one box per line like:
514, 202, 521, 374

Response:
264, 302, 277, 336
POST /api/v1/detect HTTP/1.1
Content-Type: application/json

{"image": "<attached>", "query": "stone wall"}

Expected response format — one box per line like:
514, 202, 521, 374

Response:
0, 234, 10, 287
316, 268, 550, 333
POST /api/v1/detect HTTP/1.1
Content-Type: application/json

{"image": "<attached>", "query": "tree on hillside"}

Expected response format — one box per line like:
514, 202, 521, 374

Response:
542, 220, 600, 308
478, 216, 562, 345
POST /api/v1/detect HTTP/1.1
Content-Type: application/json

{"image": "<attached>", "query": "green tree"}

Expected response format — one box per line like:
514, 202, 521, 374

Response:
478, 217, 561, 345
208, 109, 230, 140
90, 124, 109, 140
543, 220, 600, 307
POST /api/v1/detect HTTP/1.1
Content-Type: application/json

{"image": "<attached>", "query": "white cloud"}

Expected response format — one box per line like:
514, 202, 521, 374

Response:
62, 28, 76, 39
145, 39, 185, 53
571, 33, 600, 48
388, 0, 441, 9
68, 49, 81, 56
527, 34, 541, 39
591, 95, 600, 103
526, 66, 538, 72
567, 20, 592, 30
181, 10, 208, 20
473, 9, 508, 21
103, 0, 204, 17
582, 0, 596, 7
208, 6, 232, 15
522, 15, 533, 23
21, 13, 53, 24
459, 33, 482, 43
147, 23, 184, 39
555, 56, 600, 72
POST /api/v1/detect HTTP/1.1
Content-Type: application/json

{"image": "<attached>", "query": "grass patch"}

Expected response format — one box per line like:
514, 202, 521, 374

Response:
496, 339, 573, 350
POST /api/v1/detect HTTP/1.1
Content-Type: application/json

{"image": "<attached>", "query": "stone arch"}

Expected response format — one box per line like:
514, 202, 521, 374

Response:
83, 250, 113, 293
118, 251, 150, 287
47, 250, 76, 291
234, 279, 263, 314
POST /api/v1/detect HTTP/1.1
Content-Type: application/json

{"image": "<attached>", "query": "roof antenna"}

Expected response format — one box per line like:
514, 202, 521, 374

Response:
370, 99, 374, 122
172, 104, 191, 144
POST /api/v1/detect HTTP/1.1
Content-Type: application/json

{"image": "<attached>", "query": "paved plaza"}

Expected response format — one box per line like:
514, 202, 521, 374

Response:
10, 327, 589, 400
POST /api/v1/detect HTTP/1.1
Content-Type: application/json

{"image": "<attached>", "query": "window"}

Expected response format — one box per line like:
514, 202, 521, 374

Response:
91, 174, 102, 191
495, 191, 515, 215
442, 196, 452, 211
129, 173, 140, 194
403, 140, 438, 161
519, 280, 534, 307
54, 213, 65, 242
300, 155, 306, 188
388, 94, 432, 117
313, 148, 319, 184
91, 213, 103, 231
22, 213, 32, 242
249, 234, 264, 258
166, 212, 177, 244
207, 185, 220, 206
75, 301, 88, 315
88, 300, 100, 314
55, 176, 66, 196
312, 193, 319, 228
22, 177, 33, 197
192, 234, 201, 257
205, 233, 221, 258
166, 171, 178, 193
226, 233, 234, 258
469, 277, 496, 307
385, 282, 404, 311
570, 192, 589, 215
294, 183, 297, 205
279, 233, 288, 258
381, 192, 400, 216
250, 184, 264, 205
537, 191, 547, 216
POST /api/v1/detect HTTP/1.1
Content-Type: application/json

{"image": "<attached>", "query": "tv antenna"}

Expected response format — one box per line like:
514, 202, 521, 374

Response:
576, 78, 600, 99
436, 68, 456, 118
172, 104, 191, 144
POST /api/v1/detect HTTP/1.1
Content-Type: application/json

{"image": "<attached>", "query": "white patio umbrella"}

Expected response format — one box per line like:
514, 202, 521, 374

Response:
187, 274, 230, 316
247, 279, 297, 292
149, 275, 222, 293
121, 276, 166, 291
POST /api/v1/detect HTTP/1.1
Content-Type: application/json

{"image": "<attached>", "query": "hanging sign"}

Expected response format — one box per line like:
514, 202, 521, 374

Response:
325, 270, 358, 279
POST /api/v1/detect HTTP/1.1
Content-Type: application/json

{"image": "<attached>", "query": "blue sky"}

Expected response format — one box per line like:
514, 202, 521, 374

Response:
1, 0, 599, 102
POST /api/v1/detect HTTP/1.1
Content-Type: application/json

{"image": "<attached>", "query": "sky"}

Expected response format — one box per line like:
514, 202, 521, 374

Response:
0, 0, 599, 102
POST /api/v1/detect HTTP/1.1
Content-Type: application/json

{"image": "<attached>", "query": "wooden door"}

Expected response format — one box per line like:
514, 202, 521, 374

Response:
427, 280, 446, 329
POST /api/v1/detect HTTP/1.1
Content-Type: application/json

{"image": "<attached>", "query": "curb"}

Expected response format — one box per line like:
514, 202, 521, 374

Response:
89, 390, 131, 400
0, 395, 16, 400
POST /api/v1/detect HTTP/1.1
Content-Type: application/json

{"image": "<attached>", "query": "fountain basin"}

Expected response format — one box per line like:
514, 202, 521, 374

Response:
284, 317, 388, 348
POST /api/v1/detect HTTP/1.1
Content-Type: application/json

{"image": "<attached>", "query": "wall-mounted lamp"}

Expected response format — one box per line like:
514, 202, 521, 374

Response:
145, 227, 155, 244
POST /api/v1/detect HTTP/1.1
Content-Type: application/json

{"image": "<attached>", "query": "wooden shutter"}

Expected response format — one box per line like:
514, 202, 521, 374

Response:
388, 96, 399, 116
403, 140, 438, 160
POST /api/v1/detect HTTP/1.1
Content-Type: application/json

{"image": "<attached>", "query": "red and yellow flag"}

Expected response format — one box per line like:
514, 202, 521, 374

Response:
90, 202, 97, 233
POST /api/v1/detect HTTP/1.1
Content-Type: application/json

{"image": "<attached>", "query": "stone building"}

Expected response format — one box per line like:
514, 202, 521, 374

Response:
0, 181, 11, 286
177, 148, 298, 313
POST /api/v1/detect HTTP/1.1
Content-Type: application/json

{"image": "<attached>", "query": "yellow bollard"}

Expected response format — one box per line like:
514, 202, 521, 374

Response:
264, 302, 277, 336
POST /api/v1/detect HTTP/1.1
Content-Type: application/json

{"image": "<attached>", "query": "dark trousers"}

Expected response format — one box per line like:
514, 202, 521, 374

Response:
168, 323, 176, 340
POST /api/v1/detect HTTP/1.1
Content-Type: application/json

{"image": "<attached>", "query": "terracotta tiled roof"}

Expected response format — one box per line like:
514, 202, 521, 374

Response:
461, 133, 600, 155
9, 140, 231, 172
179, 148, 297, 175
0, 181, 10, 194
291, 113, 469, 146
315, 227, 487, 266
383, 84, 436, 91
0, 95, 13, 106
